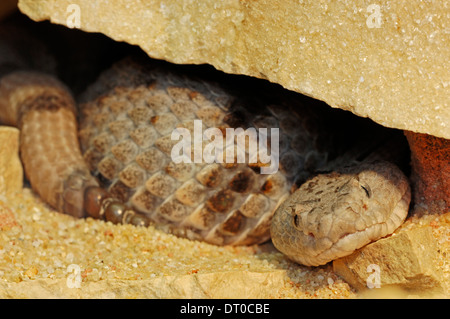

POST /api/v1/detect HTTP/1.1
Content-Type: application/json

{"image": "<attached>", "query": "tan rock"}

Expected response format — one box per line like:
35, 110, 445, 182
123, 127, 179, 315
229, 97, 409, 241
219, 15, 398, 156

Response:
333, 226, 445, 294
18, 0, 449, 139
0, 270, 286, 298
0, 126, 23, 194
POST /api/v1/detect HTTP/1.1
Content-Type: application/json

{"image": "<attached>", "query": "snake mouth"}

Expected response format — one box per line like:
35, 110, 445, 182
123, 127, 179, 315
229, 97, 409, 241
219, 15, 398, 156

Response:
310, 222, 384, 263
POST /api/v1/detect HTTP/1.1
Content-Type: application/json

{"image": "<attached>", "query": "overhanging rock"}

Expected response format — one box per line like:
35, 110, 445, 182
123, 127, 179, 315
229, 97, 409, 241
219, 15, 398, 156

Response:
18, 0, 449, 139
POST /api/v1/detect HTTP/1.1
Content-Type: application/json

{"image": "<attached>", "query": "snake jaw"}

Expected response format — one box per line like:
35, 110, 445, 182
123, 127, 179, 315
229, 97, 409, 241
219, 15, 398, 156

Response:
271, 161, 411, 267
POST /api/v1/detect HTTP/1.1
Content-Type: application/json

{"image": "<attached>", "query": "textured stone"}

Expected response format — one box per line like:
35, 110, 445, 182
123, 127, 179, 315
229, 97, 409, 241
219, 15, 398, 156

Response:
0, 270, 286, 299
0, 126, 23, 194
333, 226, 444, 293
18, 0, 450, 139
404, 131, 450, 212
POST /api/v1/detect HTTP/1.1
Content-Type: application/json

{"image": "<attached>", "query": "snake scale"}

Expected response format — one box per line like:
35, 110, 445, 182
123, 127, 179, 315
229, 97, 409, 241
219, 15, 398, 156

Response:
0, 27, 411, 266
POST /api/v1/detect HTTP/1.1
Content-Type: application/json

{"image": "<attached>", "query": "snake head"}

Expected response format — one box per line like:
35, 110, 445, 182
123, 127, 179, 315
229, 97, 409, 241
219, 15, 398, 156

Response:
271, 161, 411, 266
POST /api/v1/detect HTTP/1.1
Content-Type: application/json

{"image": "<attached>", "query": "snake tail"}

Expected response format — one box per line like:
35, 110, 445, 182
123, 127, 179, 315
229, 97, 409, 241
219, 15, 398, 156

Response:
0, 70, 152, 226
0, 70, 94, 216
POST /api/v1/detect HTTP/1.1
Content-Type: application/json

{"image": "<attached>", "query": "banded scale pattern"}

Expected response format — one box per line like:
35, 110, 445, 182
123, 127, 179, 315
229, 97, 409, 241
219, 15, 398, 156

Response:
78, 58, 333, 245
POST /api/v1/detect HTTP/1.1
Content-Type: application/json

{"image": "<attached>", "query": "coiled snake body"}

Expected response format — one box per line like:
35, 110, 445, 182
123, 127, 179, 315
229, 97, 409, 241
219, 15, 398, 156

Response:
0, 34, 411, 266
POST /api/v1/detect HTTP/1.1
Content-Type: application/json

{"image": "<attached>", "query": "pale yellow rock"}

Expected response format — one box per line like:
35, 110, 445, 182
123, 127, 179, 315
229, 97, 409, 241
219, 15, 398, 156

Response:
332, 226, 445, 294
0, 271, 286, 298
18, 0, 450, 139
0, 126, 23, 194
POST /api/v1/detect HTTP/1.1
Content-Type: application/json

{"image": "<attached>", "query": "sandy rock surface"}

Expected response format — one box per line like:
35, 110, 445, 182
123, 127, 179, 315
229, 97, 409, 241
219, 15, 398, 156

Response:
0, 188, 356, 299
0, 186, 448, 298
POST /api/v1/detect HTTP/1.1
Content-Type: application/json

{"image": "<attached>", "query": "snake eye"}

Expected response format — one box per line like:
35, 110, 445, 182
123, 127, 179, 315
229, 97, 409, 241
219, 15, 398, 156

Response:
361, 184, 371, 198
293, 214, 300, 229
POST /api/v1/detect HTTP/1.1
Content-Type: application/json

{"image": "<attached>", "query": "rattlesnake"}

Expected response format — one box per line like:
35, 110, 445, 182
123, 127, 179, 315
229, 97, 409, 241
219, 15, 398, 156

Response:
0, 27, 411, 266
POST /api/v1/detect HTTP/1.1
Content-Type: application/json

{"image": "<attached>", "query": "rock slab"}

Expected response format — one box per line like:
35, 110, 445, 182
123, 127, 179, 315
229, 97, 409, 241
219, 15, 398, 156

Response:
405, 131, 450, 212
0, 270, 287, 299
333, 226, 444, 293
17, 0, 450, 139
